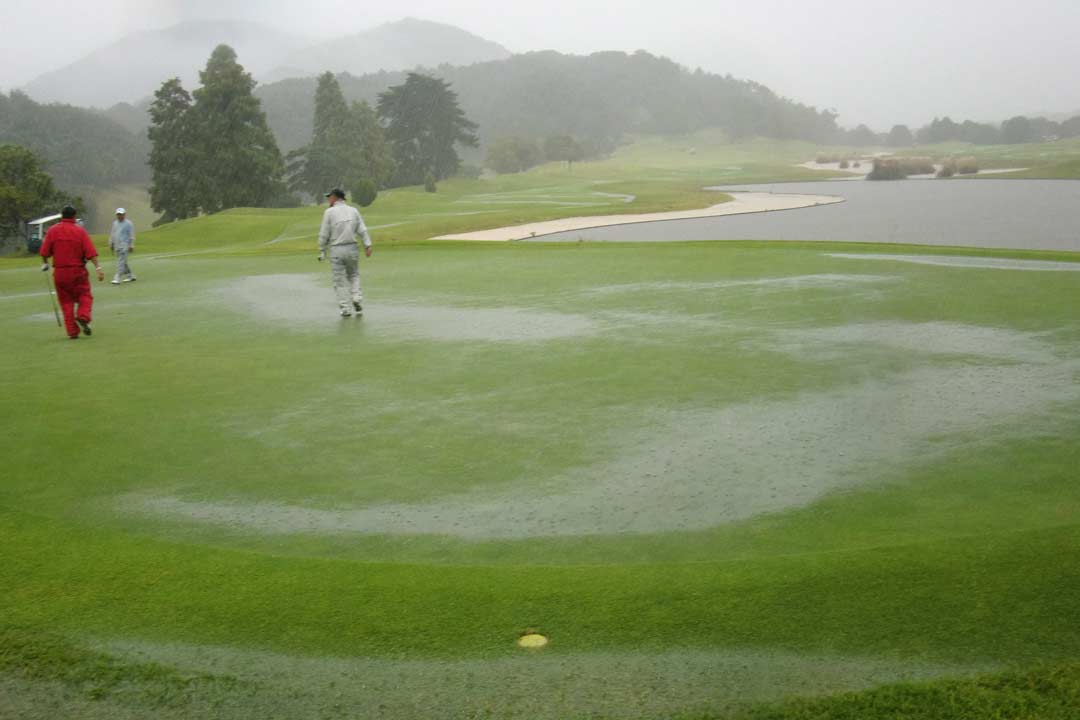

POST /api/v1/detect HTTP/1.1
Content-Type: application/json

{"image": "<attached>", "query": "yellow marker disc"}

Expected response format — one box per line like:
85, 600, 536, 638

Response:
517, 633, 549, 648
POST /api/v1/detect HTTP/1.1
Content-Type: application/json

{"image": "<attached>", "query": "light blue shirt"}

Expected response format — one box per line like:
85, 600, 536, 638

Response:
110, 219, 135, 250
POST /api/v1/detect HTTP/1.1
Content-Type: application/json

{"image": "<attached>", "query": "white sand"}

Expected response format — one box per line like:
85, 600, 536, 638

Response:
432, 191, 844, 242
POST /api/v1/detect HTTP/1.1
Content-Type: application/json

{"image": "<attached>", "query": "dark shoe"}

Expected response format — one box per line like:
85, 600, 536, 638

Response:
77, 319, 92, 336
353, 301, 363, 314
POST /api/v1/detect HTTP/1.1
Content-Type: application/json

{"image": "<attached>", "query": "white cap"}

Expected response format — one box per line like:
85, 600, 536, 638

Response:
116, 208, 126, 215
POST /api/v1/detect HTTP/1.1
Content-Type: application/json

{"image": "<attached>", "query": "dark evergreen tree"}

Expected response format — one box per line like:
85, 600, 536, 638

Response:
147, 78, 200, 223
887, 124, 914, 147
1001, 116, 1036, 144
847, 124, 879, 146
485, 136, 541, 174
1060, 116, 1080, 139
377, 73, 478, 186
188, 45, 284, 213
348, 100, 394, 189
288, 73, 394, 196
543, 135, 584, 170
959, 120, 1001, 145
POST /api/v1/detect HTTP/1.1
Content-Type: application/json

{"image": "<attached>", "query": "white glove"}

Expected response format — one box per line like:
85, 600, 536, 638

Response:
318, 252, 325, 262
40, 262, 49, 272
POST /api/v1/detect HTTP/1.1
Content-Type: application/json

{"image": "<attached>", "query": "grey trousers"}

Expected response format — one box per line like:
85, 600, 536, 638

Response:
114, 247, 135, 280
329, 244, 362, 308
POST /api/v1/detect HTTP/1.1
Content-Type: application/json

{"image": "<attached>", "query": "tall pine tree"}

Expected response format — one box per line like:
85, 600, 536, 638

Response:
147, 78, 199, 223
347, 100, 393, 191
288, 73, 393, 198
377, 73, 478, 187
188, 45, 284, 213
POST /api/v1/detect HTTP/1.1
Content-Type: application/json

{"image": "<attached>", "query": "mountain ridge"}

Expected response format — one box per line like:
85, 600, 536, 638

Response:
263, 18, 512, 82
23, 18, 512, 109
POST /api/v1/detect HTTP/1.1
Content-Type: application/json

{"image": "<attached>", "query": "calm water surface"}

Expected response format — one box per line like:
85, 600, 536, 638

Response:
532, 180, 1080, 251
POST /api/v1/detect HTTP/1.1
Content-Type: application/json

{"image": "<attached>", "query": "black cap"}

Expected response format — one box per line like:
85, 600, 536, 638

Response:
61, 205, 77, 219
325, 188, 346, 200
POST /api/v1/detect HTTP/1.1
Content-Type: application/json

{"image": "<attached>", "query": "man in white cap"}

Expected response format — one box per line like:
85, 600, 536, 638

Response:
109, 208, 137, 284
318, 189, 373, 317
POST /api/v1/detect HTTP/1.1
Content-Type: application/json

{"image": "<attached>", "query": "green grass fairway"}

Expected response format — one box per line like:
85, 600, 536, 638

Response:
3, 156, 1080, 717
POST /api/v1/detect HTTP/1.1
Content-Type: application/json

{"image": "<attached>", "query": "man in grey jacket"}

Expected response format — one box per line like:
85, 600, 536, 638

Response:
109, 208, 137, 284
318, 188, 373, 317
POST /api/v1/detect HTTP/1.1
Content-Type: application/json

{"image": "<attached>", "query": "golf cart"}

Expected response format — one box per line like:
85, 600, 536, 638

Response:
26, 213, 62, 254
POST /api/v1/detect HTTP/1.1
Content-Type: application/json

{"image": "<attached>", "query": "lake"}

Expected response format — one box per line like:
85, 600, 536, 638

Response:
531, 180, 1080, 251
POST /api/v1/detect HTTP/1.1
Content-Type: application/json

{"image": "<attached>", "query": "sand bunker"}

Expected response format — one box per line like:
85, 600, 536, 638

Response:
434, 192, 844, 242
220, 274, 596, 341
126, 324, 1079, 538
827, 253, 1080, 272
97, 638, 989, 720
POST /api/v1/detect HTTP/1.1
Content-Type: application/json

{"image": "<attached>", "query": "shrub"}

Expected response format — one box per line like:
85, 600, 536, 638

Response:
937, 160, 956, 178
867, 157, 905, 180
350, 178, 378, 207
485, 137, 542, 175
839, 159, 850, 169
956, 156, 980, 174
899, 156, 936, 175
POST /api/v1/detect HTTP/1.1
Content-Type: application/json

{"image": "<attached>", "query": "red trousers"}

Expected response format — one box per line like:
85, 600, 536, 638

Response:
53, 267, 93, 338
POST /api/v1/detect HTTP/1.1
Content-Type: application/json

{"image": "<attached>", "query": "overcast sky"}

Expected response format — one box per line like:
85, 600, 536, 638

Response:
3, 0, 1079, 128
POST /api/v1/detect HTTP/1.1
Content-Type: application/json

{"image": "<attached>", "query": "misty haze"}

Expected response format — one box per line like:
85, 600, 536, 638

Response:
2, 2, 1079, 719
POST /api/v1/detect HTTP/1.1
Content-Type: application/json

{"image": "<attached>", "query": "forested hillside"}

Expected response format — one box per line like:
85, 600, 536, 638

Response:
258, 50, 839, 154
0, 92, 149, 188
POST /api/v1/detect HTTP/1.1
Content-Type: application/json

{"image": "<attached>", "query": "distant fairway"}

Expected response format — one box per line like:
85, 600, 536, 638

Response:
3, 136, 1080, 718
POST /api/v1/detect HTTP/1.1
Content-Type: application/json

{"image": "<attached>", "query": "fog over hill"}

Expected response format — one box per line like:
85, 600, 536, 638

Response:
262, 18, 512, 82
23, 20, 308, 108
6, 2, 1080, 128
23, 18, 512, 109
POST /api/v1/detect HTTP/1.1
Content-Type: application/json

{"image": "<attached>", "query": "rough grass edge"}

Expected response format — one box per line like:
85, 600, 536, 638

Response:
0, 625, 247, 708
5, 624, 1079, 719
703, 662, 1080, 720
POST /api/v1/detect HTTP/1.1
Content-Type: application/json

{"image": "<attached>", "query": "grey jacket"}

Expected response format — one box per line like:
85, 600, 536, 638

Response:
319, 202, 372, 252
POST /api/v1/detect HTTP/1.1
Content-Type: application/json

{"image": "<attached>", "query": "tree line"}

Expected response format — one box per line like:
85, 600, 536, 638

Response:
9, 42, 1080, 232
147, 46, 479, 222
839, 114, 1080, 148
257, 50, 840, 157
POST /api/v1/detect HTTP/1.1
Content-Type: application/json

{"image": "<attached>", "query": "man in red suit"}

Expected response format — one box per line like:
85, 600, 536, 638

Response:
40, 205, 105, 339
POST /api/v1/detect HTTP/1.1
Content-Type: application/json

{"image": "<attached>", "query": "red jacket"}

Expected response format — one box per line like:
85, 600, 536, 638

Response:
41, 218, 99, 268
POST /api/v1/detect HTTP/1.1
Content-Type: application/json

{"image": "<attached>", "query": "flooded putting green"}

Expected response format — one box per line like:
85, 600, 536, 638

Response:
121, 320, 1079, 539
